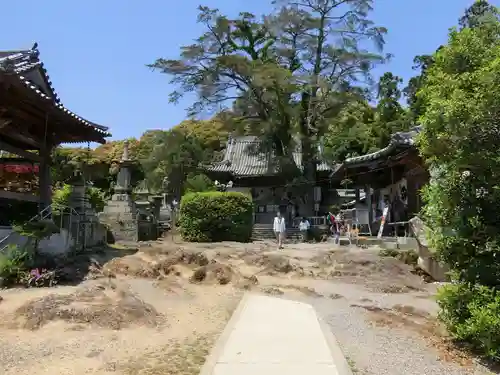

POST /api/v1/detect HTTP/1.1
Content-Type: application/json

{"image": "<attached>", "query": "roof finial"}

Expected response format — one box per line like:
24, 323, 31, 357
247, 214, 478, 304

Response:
122, 140, 130, 161
31, 42, 38, 51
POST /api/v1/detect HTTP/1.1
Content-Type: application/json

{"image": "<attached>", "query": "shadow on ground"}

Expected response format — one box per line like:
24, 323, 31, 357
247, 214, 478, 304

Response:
54, 245, 138, 286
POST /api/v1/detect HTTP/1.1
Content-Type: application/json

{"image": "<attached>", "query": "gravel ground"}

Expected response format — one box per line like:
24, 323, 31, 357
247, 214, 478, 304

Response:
0, 239, 497, 375
310, 288, 492, 375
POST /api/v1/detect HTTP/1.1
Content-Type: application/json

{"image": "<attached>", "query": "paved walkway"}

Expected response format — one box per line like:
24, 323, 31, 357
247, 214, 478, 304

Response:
200, 294, 352, 375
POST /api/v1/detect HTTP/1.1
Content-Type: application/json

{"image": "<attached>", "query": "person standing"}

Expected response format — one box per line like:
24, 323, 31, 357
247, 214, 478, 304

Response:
299, 217, 310, 242
273, 211, 286, 249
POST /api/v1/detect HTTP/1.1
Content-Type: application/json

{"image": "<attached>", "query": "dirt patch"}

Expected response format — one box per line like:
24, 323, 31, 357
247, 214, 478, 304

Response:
7, 282, 161, 330
190, 262, 235, 285
329, 293, 344, 300
378, 284, 424, 294
235, 274, 259, 290
352, 303, 474, 367
103, 248, 209, 279
378, 248, 418, 266
263, 284, 324, 298
307, 249, 427, 293
117, 335, 214, 375
261, 286, 284, 295
243, 253, 295, 274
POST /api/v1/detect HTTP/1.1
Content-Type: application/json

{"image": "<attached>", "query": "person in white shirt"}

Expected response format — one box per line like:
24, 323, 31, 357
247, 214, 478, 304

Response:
273, 211, 286, 249
298, 217, 310, 242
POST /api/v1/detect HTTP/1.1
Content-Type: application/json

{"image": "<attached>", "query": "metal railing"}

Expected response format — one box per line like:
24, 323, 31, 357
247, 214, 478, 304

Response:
0, 204, 80, 253
292, 216, 326, 228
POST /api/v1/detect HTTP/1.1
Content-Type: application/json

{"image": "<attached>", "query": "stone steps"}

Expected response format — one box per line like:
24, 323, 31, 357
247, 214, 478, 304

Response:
252, 225, 302, 240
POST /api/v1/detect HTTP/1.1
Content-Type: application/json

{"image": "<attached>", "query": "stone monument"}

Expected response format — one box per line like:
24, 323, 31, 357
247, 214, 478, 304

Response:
67, 171, 107, 249
99, 141, 138, 242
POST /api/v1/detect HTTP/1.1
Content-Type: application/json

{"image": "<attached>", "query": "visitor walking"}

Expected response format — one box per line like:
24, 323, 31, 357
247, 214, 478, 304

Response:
299, 217, 310, 242
273, 211, 286, 249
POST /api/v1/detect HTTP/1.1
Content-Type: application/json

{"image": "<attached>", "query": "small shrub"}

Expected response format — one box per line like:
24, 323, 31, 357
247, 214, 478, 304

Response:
0, 245, 31, 285
18, 268, 58, 288
179, 191, 253, 242
13, 220, 60, 241
437, 283, 500, 359
53, 184, 106, 214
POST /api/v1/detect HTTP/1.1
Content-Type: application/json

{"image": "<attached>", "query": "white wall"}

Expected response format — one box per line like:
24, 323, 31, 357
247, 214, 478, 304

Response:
38, 229, 74, 255
0, 222, 106, 256
0, 226, 74, 255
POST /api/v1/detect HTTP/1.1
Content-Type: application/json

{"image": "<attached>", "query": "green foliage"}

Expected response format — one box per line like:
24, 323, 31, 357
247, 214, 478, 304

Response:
87, 187, 106, 213
142, 128, 214, 196
52, 184, 106, 215
0, 245, 32, 285
437, 283, 500, 359
418, 21, 500, 287
403, 54, 435, 122
18, 268, 58, 288
179, 191, 253, 242
459, 0, 499, 30
149, 1, 387, 196
371, 72, 410, 147
323, 100, 378, 162
419, 11, 500, 361
183, 173, 215, 193
52, 184, 73, 216
13, 220, 60, 241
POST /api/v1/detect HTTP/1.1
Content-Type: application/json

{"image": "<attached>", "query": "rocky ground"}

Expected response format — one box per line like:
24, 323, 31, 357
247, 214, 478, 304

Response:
0, 238, 497, 375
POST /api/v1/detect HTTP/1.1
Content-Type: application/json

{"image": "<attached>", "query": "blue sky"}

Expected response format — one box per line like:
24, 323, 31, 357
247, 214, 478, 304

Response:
1, 0, 493, 141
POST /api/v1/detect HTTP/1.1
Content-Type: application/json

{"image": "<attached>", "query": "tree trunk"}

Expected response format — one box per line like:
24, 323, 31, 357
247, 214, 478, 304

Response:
301, 136, 316, 216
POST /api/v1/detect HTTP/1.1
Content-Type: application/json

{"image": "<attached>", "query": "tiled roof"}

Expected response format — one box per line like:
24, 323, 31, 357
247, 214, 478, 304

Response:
0, 44, 110, 137
343, 126, 421, 165
207, 135, 333, 177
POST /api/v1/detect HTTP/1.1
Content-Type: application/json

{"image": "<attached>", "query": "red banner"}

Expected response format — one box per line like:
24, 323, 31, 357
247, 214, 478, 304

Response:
0, 164, 39, 174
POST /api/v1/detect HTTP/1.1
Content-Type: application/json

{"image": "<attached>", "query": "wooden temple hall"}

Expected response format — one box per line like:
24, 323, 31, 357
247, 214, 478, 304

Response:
205, 135, 336, 225
0, 44, 110, 220
330, 126, 429, 235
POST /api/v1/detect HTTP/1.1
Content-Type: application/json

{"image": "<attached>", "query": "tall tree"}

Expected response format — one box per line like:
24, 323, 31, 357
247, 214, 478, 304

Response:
459, 0, 499, 30
403, 54, 435, 122
419, 18, 500, 287
142, 128, 212, 198
371, 72, 407, 147
323, 99, 376, 161
149, 1, 387, 211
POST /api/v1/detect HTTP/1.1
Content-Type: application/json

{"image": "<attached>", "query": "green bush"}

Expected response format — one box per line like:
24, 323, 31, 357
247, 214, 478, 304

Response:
52, 184, 106, 215
179, 191, 253, 242
437, 283, 500, 359
0, 245, 31, 285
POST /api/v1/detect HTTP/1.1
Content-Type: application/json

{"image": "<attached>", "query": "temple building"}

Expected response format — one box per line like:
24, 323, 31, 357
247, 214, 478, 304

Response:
331, 126, 428, 234
0, 43, 109, 222
205, 135, 337, 225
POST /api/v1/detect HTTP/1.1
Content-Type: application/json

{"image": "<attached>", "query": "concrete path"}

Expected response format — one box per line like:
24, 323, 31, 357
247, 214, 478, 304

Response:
200, 294, 352, 375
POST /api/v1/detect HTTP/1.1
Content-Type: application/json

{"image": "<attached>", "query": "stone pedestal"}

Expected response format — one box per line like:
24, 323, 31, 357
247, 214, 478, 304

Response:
98, 141, 138, 242
99, 193, 137, 242
68, 173, 107, 249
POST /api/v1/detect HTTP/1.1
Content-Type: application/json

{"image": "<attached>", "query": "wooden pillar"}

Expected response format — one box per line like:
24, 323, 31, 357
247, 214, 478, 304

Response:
38, 145, 53, 214
364, 185, 373, 225
355, 188, 360, 202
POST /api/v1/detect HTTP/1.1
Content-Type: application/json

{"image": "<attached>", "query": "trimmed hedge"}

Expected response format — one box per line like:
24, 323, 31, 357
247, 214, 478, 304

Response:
179, 191, 254, 242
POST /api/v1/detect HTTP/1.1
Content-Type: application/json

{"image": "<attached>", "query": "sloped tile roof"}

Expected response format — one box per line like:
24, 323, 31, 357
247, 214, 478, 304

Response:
207, 135, 332, 176
343, 126, 421, 165
0, 44, 110, 138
